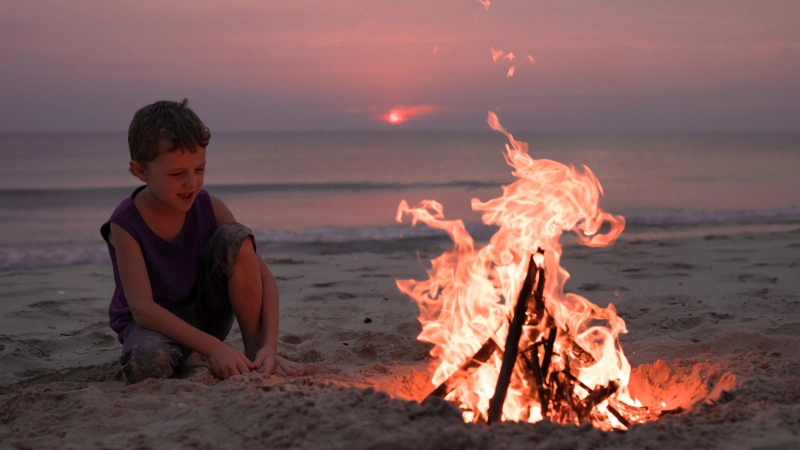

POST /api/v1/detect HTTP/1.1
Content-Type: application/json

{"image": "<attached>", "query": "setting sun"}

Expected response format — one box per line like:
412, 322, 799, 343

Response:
380, 105, 438, 125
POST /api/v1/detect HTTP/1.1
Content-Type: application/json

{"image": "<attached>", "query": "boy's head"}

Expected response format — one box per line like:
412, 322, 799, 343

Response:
127, 98, 210, 175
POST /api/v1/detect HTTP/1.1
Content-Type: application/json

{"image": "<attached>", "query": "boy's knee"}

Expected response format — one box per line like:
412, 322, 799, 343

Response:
207, 222, 255, 277
120, 328, 185, 384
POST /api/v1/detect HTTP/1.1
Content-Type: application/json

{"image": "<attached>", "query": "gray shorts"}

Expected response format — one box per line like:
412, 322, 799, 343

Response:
118, 222, 254, 384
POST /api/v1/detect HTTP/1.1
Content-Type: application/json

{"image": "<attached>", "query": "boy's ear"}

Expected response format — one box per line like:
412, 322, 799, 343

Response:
129, 161, 147, 182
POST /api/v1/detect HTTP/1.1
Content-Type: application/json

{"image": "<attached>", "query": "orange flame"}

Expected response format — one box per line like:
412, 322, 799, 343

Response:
396, 113, 652, 429
381, 105, 438, 125
490, 47, 504, 63
478, 0, 491, 11
507, 66, 515, 78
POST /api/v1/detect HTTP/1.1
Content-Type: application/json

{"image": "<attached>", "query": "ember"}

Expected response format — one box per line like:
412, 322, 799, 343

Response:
396, 113, 665, 429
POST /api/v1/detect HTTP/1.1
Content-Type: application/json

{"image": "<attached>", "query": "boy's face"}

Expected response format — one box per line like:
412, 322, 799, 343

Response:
130, 144, 206, 213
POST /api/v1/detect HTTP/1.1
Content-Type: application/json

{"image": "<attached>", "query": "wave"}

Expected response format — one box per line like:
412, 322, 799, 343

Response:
2, 206, 798, 270
623, 205, 800, 226
0, 181, 505, 211
0, 180, 504, 206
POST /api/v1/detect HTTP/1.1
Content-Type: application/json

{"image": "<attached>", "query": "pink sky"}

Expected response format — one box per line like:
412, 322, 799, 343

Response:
1, 0, 799, 131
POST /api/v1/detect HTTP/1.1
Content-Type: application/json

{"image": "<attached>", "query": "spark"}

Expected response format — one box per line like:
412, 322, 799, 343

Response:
432, 45, 439, 54
507, 66, 515, 77
527, 54, 535, 63
478, 0, 490, 11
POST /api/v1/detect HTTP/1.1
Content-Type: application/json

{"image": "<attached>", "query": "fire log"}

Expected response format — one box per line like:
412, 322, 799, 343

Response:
487, 251, 543, 424
426, 338, 499, 399
579, 381, 619, 422
540, 327, 557, 375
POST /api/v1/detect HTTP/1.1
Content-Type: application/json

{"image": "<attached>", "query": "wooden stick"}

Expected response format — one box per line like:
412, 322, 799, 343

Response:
540, 327, 557, 375
607, 405, 631, 428
579, 381, 619, 422
487, 252, 543, 424
561, 369, 591, 393
532, 248, 546, 320
426, 338, 498, 399
526, 345, 548, 413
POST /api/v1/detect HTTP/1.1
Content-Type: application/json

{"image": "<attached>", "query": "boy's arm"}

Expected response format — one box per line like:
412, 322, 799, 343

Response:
253, 257, 279, 372
209, 194, 280, 373
109, 222, 254, 378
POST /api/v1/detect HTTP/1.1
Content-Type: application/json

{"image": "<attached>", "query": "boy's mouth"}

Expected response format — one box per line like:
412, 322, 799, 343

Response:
178, 192, 194, 203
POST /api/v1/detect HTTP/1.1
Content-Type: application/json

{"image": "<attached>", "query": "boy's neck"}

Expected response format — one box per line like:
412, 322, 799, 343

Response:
134, 187, 188, 241
135, 187, 182, 215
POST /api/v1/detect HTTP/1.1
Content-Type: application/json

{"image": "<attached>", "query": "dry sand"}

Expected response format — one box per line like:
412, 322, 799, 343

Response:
2, 225, 800, 449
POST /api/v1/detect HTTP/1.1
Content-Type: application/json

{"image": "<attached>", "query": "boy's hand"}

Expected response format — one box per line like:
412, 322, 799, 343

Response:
253, 347, 276, 375
208, 342, 254, 379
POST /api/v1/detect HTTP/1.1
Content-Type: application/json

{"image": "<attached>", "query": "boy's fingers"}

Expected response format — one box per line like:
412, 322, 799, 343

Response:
242, 353, 256, 369
236, 358, 251, 374
253, 352, 267, 368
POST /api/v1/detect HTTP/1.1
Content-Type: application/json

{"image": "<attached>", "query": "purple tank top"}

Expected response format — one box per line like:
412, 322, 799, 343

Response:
101, 186, 218, 339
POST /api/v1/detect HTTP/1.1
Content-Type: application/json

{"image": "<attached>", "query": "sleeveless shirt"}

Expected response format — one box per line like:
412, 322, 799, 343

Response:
100, 186, 218, 338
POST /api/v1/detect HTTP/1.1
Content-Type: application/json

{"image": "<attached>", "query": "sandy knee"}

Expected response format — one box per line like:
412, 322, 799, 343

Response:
122, 345, 180, 384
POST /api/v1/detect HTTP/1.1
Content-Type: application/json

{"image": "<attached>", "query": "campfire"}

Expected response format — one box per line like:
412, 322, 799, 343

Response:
396, 113, 668, 430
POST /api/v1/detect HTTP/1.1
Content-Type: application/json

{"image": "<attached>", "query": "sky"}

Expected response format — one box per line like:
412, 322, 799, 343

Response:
1, 0, 799, 132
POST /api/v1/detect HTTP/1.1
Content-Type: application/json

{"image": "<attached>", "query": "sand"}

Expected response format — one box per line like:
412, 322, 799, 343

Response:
2, 225, 800, 449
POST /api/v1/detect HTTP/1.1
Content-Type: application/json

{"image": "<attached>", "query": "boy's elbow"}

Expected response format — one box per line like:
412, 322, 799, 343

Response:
129, 302, 158, 329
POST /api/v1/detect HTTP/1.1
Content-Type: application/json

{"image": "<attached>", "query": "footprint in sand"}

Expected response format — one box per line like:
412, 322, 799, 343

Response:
302, 292, 358, 302
577, 283, 629, 292
279, 333, 314, 345
734, 273, 779, 283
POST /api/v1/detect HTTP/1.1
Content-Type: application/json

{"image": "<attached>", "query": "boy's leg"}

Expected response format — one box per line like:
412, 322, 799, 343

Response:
119, 301, 194, 384
194, 222, 262, 358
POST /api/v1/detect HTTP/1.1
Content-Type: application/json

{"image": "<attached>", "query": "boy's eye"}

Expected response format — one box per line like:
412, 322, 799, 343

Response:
170, 173, 183, 177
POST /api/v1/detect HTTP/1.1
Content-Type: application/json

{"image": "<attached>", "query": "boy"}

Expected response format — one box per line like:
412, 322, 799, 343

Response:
101, 99, 280, 383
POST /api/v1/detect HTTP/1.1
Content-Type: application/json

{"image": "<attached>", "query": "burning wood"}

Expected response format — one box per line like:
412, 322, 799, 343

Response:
397, 112, 665, 430
427, 338, 498, 399
487, 253, 539, 424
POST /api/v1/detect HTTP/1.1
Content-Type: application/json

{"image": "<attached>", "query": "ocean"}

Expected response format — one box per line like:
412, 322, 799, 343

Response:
2, 131, 799, 270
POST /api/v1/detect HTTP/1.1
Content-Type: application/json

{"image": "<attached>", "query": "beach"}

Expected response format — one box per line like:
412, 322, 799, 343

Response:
2, 224, 799, 449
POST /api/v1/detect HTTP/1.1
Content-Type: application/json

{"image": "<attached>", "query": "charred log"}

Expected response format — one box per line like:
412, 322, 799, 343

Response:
487, 252, 542, 424
540, 327, 557, 375
426, 338, 498, 399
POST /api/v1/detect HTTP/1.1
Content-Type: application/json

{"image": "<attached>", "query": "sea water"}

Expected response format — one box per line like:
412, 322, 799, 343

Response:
1, 131, 799, 269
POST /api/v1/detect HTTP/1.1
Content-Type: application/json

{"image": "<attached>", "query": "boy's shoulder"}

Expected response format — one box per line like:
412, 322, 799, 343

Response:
101, 186, 145, 244
206, 192, 236, 227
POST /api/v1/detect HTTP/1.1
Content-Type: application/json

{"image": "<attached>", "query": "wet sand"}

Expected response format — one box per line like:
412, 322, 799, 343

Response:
1, 226, 800, 449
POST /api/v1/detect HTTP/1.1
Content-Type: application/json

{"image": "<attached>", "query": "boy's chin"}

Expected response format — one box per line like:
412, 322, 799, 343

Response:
170, 197, 195, 212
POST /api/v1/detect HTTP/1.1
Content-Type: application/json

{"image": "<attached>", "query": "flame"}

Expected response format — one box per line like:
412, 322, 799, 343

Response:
491, 47, 504, 63
504, 52, 515, 62
396, 113, 658, 429
507, 66, 515, 78
527, 54, 535, 64
478, 0, 491, 11
381, 105, 438, 125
